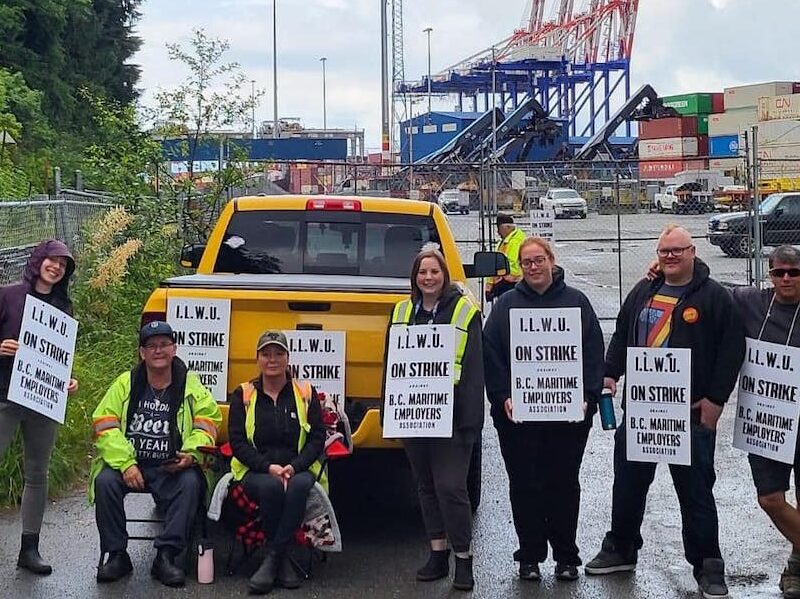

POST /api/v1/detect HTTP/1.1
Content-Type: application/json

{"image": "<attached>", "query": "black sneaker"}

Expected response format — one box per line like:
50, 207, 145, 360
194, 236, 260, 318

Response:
519, 562, 541, 581
695, 558, 728, 599
781, 562, 800, 599
555, 563, 579, 581
584, 537, 636, 575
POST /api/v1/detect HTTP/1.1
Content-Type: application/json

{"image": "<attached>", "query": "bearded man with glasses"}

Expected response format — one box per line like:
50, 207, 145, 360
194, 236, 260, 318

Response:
585, 224, 745, 599
88, 321, 221, 587
729, 245, 800, 599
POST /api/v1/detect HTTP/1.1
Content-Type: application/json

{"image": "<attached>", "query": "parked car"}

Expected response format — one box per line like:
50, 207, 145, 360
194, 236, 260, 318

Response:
437, 188, 470, 214
708, 192, 800, 257
540, 188, 588, 219
654, 183, 714, 214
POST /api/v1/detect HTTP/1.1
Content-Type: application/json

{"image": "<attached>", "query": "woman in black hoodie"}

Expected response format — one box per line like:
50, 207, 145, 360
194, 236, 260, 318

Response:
483, 236, 604, 582
0, 239, 78, 575
385, 246, 484, 591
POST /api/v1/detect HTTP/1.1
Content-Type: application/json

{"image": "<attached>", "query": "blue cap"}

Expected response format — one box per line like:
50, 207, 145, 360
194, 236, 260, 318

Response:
139, 321, 176, 346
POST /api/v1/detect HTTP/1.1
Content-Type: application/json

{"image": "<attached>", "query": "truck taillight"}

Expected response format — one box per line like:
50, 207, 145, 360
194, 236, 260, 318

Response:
306, 198, 361, 211
141, 311, 167, 328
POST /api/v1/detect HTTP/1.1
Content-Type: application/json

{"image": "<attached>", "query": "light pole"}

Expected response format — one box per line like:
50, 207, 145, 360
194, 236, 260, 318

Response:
272, 0, 279, 139
423, 27, 433, 117
250, 79, 256, 138
320, 57, 327, 132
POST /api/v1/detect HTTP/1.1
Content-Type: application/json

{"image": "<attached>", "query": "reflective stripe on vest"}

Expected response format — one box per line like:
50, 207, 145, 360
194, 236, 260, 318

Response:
230, 380, 327, 491
390, 297, 478, 384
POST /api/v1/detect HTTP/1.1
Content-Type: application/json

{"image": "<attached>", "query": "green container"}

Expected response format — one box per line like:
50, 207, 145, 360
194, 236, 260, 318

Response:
697, 115, 709, 135
662, 93, 713, 116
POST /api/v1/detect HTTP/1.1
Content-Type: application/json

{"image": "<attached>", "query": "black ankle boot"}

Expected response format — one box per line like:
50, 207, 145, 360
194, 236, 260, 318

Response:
17, 533, 52, 575
453, 556, 474, 591
416, 549, 450, 581
151, 547, 185, 587
277, 553, 302, 589
249, 549, 279, 595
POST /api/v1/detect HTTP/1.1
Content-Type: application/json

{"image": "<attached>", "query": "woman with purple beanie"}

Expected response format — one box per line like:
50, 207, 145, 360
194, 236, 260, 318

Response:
0, 239, 79, 575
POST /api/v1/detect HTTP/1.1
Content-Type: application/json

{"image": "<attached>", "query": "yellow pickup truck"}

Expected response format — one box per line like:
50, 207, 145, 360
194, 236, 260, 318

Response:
141, 196, 506, 507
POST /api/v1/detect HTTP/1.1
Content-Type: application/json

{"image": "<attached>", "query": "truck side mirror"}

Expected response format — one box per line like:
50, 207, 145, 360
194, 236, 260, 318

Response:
465, 251, 510, 278
180, 243, 205, 268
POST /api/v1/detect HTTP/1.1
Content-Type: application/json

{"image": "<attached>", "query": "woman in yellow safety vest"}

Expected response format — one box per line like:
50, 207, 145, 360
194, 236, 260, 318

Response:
386, 246, 484, 591
229, 330, 326, 595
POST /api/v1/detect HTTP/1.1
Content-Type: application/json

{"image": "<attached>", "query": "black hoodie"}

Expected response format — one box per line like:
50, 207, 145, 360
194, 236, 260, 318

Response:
605, 258, 746, 407
483, 266, 605, 422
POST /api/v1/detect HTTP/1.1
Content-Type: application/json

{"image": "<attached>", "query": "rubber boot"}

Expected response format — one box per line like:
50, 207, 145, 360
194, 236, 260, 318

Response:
151, 547, 185, 587
249, 549, 279, 595
277, 553, 302, 589
416, 549, 450, 581
17, 533, 52, 576
453, 556, 474, 591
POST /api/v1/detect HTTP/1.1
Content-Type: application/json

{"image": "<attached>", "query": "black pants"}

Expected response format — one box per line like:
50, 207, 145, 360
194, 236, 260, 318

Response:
495, 415, 590, 565
607, 422, 721, 570
243, 470, 315, 553
403, 434, 474, 553
94, 465, 204, 554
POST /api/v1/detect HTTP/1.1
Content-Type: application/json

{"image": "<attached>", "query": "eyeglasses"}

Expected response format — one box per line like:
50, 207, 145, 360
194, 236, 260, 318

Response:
143, 341, 174, 351
519, 257, 548, 268
656, 245, 693, 258
770, 268, 800, 278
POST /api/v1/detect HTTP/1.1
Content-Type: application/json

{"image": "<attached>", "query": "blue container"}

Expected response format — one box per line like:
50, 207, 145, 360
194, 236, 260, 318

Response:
599, 389, 617, 430
709, 135, 740, 158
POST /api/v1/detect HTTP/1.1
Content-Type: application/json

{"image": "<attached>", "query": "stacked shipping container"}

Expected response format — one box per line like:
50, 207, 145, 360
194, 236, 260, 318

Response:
638, 93, 718, 179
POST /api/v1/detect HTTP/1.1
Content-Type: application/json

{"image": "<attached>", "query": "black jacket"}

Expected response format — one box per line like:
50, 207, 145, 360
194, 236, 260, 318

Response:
382, 285, 485, 437
228, 377, 326, 474
605, 258, 746, 406
483, 267, 605, 423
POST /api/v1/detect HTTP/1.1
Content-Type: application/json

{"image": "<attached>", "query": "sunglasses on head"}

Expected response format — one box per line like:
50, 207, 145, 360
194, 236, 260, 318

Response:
769, 268, 800, 278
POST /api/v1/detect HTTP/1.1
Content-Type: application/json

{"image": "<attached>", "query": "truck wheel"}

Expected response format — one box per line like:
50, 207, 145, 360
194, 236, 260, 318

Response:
735, 236, 752, 258
467, 433, 482, 514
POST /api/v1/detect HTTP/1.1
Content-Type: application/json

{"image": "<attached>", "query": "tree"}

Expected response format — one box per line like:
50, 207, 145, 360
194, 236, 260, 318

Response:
151, 28, 262, 240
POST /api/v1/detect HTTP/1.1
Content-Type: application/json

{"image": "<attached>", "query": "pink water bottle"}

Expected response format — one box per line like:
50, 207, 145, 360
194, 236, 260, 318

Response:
197, 539, 214, 584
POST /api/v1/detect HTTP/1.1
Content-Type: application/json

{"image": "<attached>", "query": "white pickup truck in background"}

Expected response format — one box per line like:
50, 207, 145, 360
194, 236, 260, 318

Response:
540, 188, 588, 219
437, 188, 470, 214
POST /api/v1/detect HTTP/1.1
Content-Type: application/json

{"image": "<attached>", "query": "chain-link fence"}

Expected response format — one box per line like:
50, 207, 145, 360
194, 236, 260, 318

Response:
0, 193, 114, 285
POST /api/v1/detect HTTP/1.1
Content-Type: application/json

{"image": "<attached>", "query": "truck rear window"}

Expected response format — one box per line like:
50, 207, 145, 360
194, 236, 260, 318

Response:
214, 210, 440, 277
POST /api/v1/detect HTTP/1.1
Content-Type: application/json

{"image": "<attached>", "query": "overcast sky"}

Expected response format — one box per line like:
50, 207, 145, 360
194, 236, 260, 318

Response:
134, 0, 800, 152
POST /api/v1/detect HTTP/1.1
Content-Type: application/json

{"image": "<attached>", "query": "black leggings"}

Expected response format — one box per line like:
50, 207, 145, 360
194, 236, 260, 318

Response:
243, 470, 315, 552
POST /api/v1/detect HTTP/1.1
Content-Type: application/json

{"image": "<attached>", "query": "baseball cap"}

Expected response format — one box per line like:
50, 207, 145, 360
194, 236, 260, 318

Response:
496, 213, 514, 227
139, 321, 176, 346
256, 330, 290, 353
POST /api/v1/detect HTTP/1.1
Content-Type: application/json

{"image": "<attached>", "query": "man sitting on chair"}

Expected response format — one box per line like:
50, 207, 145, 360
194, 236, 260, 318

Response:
89, 321, 222, 587
229, 330, 326, 595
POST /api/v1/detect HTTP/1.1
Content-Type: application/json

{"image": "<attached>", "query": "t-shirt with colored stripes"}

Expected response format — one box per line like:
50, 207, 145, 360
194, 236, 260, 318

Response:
637, 283, 687, 347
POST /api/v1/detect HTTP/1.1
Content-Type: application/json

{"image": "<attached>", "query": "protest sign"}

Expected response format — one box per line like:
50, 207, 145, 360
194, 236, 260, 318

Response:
733, 338, 800, 463
529, 209, 556, 244
168, 297, 231, 402
285, 331, 346, 405
383, 324, 455, 438
8, 295, 78, 423
510, 307, 584, 422
625, 347, 692, 465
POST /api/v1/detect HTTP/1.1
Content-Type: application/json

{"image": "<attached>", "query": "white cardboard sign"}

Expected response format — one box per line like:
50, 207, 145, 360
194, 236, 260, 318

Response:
625, 347, 692, 465
8, 295, 78, 423
285, 331, 346, 407
510, 308, 584, 422
168, 298, 231, 402
383, 324, 455, 438
733, 338, 800, 464
529, 209, 556, 244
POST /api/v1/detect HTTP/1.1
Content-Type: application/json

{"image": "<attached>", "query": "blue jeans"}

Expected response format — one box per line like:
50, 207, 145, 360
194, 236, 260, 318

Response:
606, 422, 721, 570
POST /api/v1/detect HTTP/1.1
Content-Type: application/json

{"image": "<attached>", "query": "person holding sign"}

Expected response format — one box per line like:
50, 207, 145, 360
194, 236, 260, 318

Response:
90, 322, 222, 587
483, 236, 604, 582
485, 214, 525, 302
228, 330, 326, 595
728, 245, 800, 598
386, 246, 483, 591
0, 239, 78, 575
585, 225, 745, 599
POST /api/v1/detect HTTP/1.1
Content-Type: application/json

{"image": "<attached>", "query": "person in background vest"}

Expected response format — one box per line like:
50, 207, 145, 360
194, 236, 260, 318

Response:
483, 236, 604, 583
229, 330, 326, 595
485, 213, 526, 302
386, 246, 484, 591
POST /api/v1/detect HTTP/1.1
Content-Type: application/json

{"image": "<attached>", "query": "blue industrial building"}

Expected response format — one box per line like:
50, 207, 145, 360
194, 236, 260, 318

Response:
162, 137, 349, 163
400, 112, 482, 163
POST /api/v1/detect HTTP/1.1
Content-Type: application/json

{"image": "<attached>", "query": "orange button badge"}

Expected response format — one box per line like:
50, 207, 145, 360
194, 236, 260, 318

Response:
682, 307, 700, 324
